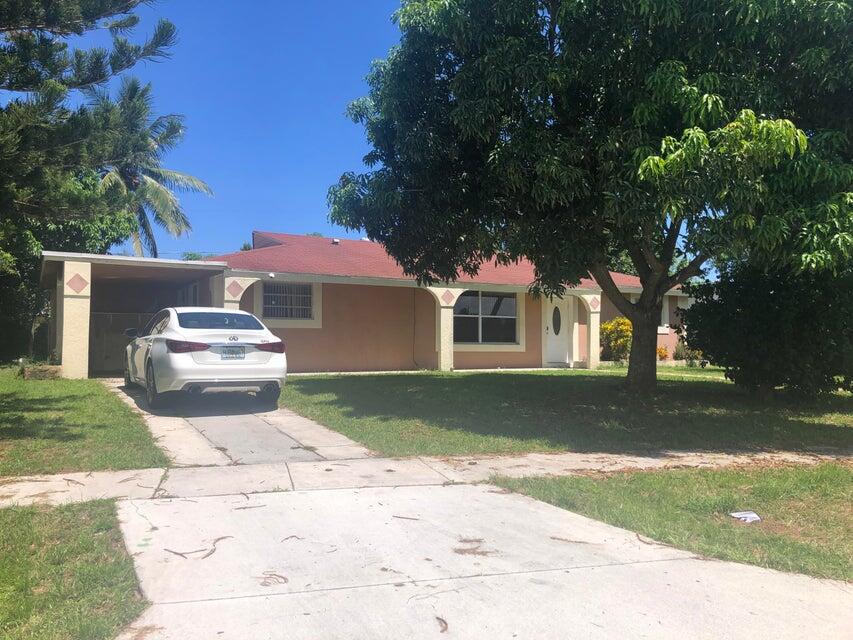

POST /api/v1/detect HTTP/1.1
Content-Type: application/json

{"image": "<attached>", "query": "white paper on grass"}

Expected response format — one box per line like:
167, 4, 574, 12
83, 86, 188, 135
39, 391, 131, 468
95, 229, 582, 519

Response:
730, 511, 761, 523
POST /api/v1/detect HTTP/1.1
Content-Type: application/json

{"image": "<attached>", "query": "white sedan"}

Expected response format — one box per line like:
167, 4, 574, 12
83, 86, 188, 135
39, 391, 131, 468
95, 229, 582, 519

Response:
124, 307, 287, 408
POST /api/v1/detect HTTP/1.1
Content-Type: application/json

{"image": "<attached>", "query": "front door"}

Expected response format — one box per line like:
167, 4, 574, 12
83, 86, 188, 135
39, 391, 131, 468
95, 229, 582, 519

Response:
544, 297, 570, 365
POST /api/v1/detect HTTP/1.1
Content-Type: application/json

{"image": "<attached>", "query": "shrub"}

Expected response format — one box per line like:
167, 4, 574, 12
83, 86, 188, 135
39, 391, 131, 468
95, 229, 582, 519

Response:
682, 264, 853, 396
674, 340, 703, 364
656, 346, 669, 361
601, 317, 632, 361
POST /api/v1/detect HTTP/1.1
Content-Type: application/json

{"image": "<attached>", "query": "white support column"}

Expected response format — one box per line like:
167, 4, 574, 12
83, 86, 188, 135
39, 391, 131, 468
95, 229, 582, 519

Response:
223, 276, 260, 310
425, 287, 462, 372
60, 261, 92, 379
579, 294, 601, 370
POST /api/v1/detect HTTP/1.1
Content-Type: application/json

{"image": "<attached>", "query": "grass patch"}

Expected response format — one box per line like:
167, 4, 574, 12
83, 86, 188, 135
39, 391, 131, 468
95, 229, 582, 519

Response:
495, 463, 852, 581
0, 500, 145, 639
0, 367, 167, 476
280, 369, 852, 457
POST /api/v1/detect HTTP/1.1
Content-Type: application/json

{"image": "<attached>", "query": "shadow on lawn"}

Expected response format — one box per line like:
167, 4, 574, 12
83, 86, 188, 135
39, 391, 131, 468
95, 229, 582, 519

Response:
0, 392, 86, 443
285, 373, 853, 455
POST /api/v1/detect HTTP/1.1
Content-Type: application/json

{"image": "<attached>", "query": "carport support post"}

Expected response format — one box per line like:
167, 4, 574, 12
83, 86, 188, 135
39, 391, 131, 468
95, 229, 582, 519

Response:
426, 287, 462, 372
578, 294, 601, 369
59, 261, 91, 378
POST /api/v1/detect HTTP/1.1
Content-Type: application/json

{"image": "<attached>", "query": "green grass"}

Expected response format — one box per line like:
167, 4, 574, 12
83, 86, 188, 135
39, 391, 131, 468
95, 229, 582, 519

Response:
0, 500, 146, 639
495, 463, 852, 581
280, 369, 852, 457
0, 367, 167, 476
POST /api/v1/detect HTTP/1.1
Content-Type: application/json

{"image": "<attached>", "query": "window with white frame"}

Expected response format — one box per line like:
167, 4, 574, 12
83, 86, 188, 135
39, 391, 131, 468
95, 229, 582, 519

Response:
263, 282, 313, 319
453, 291, 517, 343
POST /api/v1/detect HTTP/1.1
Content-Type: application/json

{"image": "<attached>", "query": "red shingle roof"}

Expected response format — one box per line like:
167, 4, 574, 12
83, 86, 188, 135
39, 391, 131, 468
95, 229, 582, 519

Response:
208, 231, 644, 290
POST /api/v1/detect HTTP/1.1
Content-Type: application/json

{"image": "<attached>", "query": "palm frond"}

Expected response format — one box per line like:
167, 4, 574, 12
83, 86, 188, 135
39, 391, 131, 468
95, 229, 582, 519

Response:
100, 168, 127, 194
144, 167, 213, 195
135, 204, 159, 257
140, 175, 192, 236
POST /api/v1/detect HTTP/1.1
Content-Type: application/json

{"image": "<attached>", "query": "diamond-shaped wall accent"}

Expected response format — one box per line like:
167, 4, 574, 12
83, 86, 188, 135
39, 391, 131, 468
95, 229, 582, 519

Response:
441, 289, 455, 305
66, 273, 89, 294
225, 280, 245, 299
589, 297, 600, 311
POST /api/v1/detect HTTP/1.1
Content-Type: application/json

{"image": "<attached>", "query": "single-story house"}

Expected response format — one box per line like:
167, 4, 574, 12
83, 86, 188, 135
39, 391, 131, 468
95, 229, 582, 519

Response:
40, 230, 689, 378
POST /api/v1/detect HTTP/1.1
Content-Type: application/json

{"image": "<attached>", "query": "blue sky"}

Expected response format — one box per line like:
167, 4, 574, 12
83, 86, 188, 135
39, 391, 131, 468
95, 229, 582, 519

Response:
109, 1, 402, 257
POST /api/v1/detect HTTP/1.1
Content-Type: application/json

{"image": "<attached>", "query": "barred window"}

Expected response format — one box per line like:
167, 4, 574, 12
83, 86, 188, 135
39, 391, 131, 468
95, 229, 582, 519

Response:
263, 282, 313, 319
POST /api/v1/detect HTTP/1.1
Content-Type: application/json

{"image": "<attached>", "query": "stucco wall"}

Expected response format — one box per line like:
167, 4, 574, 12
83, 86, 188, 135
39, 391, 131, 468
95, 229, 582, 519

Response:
453, 294, 542, 369
413, 288, 438, 369
266, 283, 421, 373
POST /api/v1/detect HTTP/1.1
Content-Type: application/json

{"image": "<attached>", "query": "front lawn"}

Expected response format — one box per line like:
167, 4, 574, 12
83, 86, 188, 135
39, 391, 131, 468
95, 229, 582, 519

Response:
0, 500, 146, 640
0, 367, 167, 476
280, 369, 852, 457
495, 463, 852, 581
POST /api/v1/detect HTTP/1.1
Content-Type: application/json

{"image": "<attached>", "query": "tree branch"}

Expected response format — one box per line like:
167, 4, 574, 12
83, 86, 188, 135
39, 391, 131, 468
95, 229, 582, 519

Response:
661, 216, 682, 266
590, 262, 636, 320
665, 252, 708, 290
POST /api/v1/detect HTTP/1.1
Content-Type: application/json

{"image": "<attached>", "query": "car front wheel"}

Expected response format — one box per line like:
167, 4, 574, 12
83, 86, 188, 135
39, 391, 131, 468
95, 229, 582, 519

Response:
145, 362, 162, 409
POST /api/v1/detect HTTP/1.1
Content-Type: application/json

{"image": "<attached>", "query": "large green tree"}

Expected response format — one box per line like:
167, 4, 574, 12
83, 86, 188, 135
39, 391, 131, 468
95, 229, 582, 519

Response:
92, 78, 212, 257
1, 0, 176, 222
329, 0, 852, 391
0, 1, 191, 360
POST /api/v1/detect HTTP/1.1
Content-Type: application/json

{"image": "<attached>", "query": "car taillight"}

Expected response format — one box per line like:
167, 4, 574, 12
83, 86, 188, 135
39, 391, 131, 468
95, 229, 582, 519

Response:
255, 341, 285, 353
166, 339, 210, 353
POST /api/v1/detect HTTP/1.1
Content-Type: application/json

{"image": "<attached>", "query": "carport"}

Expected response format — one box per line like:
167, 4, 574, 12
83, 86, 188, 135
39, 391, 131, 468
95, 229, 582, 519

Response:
40, 252, 228, 377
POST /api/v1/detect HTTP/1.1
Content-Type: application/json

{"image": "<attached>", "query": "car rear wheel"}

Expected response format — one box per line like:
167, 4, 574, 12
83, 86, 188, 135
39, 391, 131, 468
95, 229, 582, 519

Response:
257, 385, 280, 408
145, 362, 161, 409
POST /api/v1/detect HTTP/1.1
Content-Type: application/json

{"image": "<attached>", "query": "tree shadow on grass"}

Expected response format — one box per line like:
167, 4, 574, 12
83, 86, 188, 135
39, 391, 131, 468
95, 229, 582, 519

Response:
283, 373, 853, 455
0, 393, 85, 443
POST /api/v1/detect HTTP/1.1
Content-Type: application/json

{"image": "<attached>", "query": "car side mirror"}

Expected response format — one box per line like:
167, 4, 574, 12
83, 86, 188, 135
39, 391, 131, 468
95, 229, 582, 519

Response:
124, 328, 138, 338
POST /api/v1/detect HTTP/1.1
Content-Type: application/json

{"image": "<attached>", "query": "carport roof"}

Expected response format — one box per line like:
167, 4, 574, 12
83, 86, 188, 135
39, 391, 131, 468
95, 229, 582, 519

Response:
40, 251, 227, 287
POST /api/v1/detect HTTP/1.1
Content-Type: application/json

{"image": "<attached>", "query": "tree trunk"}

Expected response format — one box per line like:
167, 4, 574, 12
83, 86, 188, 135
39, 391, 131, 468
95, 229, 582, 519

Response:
626, 311, 659, 393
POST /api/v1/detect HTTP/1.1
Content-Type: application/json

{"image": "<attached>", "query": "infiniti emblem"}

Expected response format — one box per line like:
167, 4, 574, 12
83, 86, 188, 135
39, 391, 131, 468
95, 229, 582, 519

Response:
228, 336, 239, 341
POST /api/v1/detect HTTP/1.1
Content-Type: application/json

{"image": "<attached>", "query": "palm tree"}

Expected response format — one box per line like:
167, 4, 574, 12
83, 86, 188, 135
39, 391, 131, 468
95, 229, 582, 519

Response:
92, 78, 212, 257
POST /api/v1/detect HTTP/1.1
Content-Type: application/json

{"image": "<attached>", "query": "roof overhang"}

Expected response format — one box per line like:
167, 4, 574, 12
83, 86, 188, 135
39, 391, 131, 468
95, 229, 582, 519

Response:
40, 251, 228, 288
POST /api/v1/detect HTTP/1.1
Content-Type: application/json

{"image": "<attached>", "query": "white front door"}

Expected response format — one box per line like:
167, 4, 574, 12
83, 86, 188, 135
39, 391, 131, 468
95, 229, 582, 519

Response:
543, 297, 570, 365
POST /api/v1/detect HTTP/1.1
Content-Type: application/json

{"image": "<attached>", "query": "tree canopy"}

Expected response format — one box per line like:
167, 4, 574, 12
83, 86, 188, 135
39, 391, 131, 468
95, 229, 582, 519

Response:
329, 0, 852, 390
0, 1, 197, 360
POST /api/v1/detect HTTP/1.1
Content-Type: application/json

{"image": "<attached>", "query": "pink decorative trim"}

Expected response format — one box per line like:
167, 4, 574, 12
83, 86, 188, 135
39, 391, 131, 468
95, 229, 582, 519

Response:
441, 289, 455, 305
66, 273, 89, 294
226, 280, 245, 299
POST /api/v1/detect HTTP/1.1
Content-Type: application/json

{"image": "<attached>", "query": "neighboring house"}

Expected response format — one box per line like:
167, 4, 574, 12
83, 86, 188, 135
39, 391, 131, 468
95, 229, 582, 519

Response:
40, 231, 688, 378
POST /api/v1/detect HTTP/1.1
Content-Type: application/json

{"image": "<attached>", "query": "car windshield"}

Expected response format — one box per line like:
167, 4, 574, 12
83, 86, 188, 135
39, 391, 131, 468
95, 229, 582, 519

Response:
177, 312, 263, 330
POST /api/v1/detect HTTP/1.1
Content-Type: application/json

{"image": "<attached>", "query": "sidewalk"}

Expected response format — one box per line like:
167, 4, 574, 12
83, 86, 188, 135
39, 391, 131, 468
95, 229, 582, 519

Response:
1, 448, 845, 507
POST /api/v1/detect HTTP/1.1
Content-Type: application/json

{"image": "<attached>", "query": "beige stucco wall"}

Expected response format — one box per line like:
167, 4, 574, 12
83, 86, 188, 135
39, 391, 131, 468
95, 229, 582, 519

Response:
453, 294, 542, 370
266, 283, 422, 373
413, 288, 438, 369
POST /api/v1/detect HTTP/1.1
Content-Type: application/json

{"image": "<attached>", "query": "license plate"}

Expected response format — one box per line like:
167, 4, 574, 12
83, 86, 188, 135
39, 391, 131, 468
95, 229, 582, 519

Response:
220, 346, 245, 360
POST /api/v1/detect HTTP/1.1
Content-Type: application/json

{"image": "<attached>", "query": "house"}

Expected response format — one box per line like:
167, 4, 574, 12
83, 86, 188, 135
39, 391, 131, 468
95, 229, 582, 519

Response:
40, 231, 688, 378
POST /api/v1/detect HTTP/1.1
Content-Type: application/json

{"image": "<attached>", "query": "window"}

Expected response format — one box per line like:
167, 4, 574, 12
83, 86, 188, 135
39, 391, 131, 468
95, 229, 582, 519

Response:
263, 283, 312, 319
141, 310, 168, 337
177, 312, 263, 330
453, 291, 517, 344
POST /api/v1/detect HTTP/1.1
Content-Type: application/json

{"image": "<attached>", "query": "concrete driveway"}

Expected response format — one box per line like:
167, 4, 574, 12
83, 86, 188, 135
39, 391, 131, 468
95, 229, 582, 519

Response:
111, 381, 372, 464
116, 483, 852, 639
102, 382, 852, 638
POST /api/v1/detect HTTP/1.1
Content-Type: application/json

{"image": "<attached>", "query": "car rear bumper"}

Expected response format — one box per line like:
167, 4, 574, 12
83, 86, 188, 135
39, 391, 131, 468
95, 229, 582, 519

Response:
178, 379, 284, 394
153, 352, 287, 393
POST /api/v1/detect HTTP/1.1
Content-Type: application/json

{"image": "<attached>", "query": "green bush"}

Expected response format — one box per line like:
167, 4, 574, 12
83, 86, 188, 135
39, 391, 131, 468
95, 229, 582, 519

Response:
682, 264, 852, 396
601, 317, 632, 362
